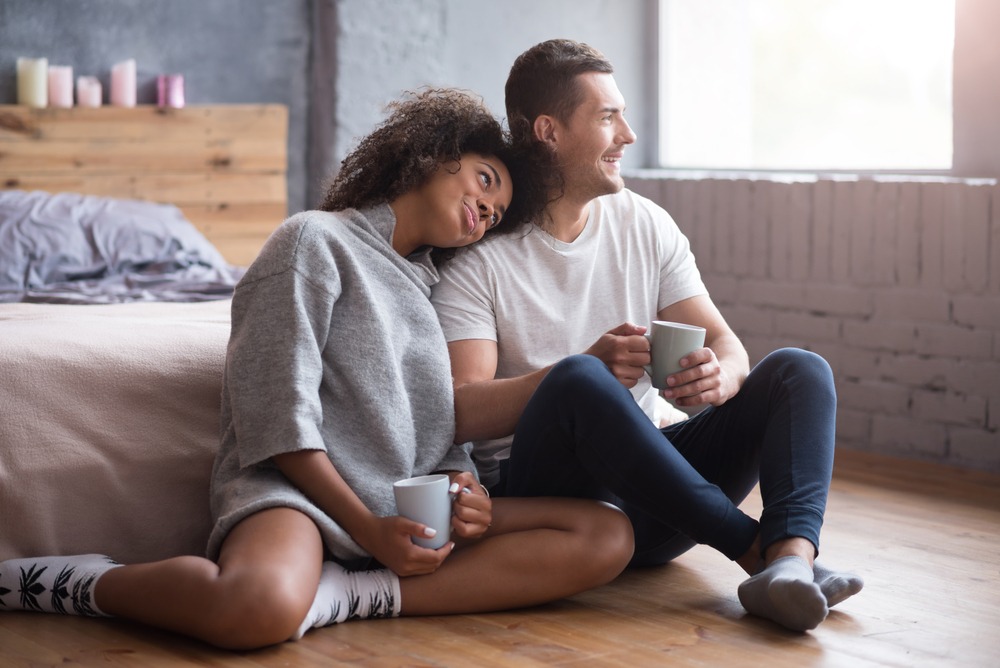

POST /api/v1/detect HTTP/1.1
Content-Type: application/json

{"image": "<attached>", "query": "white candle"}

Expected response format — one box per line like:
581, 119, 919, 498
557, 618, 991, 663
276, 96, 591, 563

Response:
77, 76, 102, 108
110, 59, 136, 107
17, 57, 48, 108
48, 65, 74, 108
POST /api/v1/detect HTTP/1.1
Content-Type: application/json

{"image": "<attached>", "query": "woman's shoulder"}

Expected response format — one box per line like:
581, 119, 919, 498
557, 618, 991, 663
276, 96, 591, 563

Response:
238, 210, 350, 284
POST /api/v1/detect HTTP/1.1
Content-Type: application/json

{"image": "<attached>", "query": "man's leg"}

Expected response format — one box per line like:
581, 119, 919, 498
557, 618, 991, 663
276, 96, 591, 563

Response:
507, 350, 858, 626
506, 354, 759, 562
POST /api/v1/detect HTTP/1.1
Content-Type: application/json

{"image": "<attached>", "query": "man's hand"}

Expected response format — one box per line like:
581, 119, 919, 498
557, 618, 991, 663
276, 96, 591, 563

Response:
583, 322, 650, 389
660, 346, 741, 407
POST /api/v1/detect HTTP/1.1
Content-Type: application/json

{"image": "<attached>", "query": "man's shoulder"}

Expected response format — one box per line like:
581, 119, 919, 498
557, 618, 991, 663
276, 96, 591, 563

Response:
597, 187, 664, 215
594, 189, 677, 236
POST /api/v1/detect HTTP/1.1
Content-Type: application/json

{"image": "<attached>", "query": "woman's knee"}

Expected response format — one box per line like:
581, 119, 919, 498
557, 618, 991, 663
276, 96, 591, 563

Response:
207, 567, 315, 649
574, 502, 635, 585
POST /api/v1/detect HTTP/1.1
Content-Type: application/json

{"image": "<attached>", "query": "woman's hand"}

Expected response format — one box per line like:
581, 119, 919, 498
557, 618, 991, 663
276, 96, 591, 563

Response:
448, 470, 492, 540
359, 514, 455, 577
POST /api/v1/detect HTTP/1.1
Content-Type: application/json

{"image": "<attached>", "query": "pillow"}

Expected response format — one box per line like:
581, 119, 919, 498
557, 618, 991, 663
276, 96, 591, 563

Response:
0, 190, 242, 303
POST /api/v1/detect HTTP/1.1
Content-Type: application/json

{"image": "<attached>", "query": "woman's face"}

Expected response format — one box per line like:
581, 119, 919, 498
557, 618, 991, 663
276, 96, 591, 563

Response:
414, 152, 514, 249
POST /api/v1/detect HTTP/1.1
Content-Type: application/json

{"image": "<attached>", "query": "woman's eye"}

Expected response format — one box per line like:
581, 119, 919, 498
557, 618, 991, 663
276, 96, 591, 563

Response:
489, 213, 499, 229
480, 172, 493, 188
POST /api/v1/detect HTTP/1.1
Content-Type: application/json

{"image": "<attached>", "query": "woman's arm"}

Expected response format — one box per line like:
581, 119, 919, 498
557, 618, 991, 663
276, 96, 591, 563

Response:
272, 450, 452, 576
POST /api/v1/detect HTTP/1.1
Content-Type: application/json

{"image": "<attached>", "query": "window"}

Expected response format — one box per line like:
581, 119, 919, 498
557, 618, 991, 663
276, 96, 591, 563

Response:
658, 0, 955, 171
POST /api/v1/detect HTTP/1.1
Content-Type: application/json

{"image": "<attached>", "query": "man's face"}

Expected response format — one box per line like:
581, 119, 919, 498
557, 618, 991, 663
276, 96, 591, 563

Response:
549, 72, 636, 202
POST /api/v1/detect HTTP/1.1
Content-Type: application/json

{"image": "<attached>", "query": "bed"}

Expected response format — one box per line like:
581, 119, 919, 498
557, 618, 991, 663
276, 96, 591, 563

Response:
0, 104, 288, 564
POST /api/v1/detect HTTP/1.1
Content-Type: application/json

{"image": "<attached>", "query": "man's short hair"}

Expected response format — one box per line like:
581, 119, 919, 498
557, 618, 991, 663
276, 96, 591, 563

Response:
505, 39, 614, 145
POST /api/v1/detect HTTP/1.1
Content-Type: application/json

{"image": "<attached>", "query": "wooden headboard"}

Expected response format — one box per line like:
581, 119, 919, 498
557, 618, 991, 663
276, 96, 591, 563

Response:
0, 104, 288, 266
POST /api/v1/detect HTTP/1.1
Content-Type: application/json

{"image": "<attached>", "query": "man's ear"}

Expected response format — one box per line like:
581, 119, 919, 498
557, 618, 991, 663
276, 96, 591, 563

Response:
533, 115, 558, 146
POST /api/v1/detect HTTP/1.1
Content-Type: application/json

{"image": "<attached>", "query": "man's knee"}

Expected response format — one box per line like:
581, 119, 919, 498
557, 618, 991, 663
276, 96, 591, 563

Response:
543, 354, 619, 401
753, 348, 836, 407
761, 348, 832, 382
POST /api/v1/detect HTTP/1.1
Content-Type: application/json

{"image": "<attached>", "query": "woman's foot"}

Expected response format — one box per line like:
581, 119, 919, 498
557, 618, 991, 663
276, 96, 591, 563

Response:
0, 554, 120, 616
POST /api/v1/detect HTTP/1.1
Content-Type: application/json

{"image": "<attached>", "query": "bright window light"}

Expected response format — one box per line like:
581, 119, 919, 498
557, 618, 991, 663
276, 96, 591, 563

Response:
659, 0, 955, 171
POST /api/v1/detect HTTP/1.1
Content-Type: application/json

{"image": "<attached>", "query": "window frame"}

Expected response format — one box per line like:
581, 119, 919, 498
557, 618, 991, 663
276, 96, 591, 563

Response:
651, 0, 1000, 179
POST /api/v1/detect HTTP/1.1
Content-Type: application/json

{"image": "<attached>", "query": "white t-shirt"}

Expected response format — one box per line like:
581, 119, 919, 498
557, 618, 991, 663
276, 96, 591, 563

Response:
432, 188, 707, 487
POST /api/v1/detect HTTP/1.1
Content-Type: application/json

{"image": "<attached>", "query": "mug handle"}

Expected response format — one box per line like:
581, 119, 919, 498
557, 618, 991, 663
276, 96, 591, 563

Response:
643, 332, 653, 378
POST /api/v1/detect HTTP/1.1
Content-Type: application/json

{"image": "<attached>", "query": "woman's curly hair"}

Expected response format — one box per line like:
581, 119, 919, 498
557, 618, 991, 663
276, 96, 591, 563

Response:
319, 88, 548, 261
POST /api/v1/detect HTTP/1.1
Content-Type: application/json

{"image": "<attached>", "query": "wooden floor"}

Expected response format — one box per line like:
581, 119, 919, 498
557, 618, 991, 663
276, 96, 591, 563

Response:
2, 449, 998, 667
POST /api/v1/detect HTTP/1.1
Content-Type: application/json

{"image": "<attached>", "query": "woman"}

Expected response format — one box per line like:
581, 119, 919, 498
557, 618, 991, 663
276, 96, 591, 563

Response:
0, 89, 634, 649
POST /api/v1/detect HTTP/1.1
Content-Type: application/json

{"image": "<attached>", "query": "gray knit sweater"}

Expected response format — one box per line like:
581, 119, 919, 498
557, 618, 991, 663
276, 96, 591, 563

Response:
207, 204, 472, 562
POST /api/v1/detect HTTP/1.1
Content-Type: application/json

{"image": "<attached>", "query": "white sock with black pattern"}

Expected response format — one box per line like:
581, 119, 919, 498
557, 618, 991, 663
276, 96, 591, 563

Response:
291, 561, 401, 640
0, 554, 121, 616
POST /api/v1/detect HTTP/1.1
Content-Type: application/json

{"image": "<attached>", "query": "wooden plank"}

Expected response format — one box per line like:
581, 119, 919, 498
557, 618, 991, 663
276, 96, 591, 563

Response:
0, 172, 286, 205
0, 105, 287, 143
0, 138, 285, 173
183, 203, 287, 266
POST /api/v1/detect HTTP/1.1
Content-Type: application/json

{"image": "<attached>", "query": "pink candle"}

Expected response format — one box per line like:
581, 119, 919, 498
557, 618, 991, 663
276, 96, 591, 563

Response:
48, 65, 74, 108
110, 59, 136, 107
77, 76, 102, 108
156, 74, 185, 108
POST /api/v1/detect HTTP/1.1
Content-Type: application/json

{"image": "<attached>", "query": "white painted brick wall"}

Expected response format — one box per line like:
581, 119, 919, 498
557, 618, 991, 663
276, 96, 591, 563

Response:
626, 172, 1000, 472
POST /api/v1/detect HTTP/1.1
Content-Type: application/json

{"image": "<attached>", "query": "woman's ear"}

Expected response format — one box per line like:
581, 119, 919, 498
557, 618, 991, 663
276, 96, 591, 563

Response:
533, 115, 558, 147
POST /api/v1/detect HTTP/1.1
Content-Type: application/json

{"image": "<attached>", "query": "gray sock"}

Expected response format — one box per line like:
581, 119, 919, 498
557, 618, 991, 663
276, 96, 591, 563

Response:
0, 554, 120, 617
738, 555, 829, 631
291, 561, 401, 640
814, 561, 864, 607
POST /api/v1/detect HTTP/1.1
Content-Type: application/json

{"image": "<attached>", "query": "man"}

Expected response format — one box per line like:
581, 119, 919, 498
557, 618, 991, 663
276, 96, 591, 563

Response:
431, 39, 862, 632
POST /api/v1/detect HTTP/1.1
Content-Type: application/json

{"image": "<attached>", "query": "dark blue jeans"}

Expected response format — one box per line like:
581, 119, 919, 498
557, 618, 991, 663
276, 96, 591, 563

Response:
501, 348, 836, 567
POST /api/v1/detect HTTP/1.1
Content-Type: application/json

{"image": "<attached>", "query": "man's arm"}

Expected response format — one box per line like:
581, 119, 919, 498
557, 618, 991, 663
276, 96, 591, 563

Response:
448, 339, 551, 444
656, 294, 749, 408
448, 323, 651, 444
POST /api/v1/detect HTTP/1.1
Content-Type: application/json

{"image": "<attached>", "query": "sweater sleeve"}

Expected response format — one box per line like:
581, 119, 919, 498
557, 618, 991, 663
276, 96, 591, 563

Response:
224, 226, 340, 469
432, 441, 476, 479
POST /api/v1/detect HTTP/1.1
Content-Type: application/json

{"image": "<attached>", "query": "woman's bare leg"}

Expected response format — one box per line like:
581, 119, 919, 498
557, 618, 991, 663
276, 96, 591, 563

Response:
398, 497, 633, 615
95, 508, 324, 649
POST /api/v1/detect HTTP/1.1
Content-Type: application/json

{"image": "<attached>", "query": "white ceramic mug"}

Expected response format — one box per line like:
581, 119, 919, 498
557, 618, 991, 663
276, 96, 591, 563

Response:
644, 320, 707, 389
392, 473, 451, 549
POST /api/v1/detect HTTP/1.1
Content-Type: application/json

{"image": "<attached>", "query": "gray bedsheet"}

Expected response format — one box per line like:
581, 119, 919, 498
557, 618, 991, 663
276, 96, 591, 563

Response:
0, 190, 245, 303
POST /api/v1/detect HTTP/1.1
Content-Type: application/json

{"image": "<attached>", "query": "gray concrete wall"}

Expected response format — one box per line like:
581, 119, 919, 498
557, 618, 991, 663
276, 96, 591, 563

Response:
2, 0, 650, 210
444, 0, 656, 168
314, 0, 652, 206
